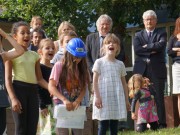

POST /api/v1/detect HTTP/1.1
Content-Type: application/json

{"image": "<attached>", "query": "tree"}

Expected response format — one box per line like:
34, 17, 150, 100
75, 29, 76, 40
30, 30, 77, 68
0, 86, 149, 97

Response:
0, 0, 180, 39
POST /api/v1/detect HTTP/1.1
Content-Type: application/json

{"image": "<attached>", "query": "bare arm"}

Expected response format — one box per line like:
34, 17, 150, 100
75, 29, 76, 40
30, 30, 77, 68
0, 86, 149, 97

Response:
35, 59, 48, 89
73, 87, 86, 110
93, 71, 102, 109
48, 79, 73, 111
121, 76, 131, 111
0, 28, 24, 61
5, 60, 22, 113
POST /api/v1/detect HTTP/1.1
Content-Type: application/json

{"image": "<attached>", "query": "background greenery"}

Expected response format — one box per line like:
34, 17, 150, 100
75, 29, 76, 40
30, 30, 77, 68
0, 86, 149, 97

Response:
0, 0, 180, 40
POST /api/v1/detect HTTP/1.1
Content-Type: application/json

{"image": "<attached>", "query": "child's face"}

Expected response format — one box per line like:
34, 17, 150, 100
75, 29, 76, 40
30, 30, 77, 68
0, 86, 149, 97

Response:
32, 19, 42, 29
13, 26, 30, 48
31, 32, 43, 46
62, 36, 73, 48
104, 41, 118, 56
61, 25, 71, 33
40, 43, 55, 60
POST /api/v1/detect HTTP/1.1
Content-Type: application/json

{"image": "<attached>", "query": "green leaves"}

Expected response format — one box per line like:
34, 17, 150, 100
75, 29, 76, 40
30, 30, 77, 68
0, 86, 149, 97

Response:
0, 0, 179, 39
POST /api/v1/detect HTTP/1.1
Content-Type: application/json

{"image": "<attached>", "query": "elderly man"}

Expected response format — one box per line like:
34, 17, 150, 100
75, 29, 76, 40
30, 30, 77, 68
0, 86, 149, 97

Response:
133, 10, 167, 129
86, 14, 125, 76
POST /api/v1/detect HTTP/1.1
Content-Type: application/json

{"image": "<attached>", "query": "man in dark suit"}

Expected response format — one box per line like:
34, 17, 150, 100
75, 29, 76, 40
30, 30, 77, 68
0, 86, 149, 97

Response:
133, 10, 167, 129
86, 14, 125, 76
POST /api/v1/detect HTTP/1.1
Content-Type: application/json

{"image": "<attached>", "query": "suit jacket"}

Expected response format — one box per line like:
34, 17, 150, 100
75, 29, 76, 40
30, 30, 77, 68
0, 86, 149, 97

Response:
85, 32, 125, 75
133, 28, 167, 79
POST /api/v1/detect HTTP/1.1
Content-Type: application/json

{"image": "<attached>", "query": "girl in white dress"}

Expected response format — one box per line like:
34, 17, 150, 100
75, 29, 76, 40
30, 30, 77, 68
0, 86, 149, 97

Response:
92, 33, 130, 135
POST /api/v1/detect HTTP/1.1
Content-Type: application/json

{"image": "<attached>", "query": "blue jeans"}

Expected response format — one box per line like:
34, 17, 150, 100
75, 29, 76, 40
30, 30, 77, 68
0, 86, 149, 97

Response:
98, 120, 118, 135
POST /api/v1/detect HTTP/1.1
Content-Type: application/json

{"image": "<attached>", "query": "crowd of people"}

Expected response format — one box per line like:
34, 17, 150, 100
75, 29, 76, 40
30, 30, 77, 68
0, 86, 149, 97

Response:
0, 9, 179, 135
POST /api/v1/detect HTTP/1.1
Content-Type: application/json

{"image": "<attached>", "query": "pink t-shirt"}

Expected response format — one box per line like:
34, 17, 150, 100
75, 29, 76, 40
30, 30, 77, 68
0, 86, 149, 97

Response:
49, 61, 62, 86
49, 61, 62, 102
49, 61, 81, 104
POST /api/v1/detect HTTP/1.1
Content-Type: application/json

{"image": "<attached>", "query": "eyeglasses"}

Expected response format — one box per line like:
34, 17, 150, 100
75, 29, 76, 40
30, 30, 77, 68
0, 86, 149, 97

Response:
143, 18, 156, 22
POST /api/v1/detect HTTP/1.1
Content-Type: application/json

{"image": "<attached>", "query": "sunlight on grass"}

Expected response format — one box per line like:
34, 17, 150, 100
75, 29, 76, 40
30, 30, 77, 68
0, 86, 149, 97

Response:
116, 127, 180, 135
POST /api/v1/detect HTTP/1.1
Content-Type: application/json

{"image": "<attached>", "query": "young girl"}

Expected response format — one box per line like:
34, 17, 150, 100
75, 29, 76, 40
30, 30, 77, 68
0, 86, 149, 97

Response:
0, 28, 24, 135
128, 74, 158, 132
48, 38, 90, 135
30, 16, 46, 38
54, 21, 75, 53
92, 33, 130, 135
51, 30, 77, 64
36, 38, 55, 135
5, 21, 48, 135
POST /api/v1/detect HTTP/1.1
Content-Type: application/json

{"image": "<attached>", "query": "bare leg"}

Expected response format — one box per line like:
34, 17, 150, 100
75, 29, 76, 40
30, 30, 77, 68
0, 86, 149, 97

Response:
57, 128, 69, 135
178, 95, 180, 119
72, 129, 83, 135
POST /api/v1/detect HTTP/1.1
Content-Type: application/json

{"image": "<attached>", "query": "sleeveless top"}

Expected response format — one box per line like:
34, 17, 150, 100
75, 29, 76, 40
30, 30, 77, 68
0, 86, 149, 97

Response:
0, 55, 10, 107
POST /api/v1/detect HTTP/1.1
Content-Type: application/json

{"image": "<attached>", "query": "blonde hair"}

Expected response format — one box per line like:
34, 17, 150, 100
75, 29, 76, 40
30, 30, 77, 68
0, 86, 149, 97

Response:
100, 33, 120, 57
57, 21, 75, 37
128, 74, 145, 98
30, 16, 43, 27
38, 38, 54, 50
59, 30, 77, 45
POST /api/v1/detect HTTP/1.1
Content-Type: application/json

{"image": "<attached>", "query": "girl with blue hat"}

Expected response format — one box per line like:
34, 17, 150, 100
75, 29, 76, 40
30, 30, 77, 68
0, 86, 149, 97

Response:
49, 38, 90, 135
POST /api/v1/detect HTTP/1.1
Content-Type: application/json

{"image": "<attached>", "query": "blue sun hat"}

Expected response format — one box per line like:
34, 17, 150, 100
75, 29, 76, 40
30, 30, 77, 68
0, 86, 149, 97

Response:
66, 38, 87, 58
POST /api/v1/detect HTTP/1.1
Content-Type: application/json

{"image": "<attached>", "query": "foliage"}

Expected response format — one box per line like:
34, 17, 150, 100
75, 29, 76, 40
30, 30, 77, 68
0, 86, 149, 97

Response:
0, 0, 180, 39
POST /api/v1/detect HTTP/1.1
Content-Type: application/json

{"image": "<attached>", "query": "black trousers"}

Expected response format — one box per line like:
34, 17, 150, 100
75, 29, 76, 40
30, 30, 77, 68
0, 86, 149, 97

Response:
98, 120, 118, 135
12, 81, 39, 135
0, 107, 6, 135
144, 63, 166, 126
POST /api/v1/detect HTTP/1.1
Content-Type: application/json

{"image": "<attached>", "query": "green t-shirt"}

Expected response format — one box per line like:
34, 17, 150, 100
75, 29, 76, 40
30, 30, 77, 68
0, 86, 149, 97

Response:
12, 50, 39, 84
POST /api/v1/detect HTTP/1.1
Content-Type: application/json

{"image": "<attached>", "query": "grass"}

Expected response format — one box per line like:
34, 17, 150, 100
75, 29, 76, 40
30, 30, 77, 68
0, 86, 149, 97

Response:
116, 127, 180, 135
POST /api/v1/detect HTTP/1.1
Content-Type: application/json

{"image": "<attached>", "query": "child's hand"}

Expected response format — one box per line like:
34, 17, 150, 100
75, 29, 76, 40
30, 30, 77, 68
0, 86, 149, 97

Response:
95, 96, 102, 109
11, 98, 22, 114
41, 108, 49, 117
131, 113, 137, 120
63, 99, 73, 111
73, 100, 80, 110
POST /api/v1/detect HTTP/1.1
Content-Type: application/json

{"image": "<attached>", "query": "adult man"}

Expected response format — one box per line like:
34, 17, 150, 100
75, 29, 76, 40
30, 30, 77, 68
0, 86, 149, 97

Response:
86, 14, 125, 76
133, 10, 167, 129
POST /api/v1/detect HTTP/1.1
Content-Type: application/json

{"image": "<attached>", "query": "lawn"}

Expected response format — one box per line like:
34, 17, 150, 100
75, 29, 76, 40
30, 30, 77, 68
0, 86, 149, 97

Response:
117, 128, 180, 135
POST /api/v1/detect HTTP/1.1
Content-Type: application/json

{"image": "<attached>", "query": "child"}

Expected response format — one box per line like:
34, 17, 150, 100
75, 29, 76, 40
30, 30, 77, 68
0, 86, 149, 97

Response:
54, 21, 75, 53
92, 33, 130, 135
48, 38, 90, 135
0, 28, 24, 135
128, 74, 158, 132
30, 16, 46, 38
5, 21, 48, 135
51, 30, 77, 64
28, 28, 44, 52
36, 38, 55, 135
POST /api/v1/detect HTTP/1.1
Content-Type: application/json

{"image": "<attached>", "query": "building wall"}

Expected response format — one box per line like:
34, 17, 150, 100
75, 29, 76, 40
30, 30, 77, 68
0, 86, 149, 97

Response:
0, 21, 14, 50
